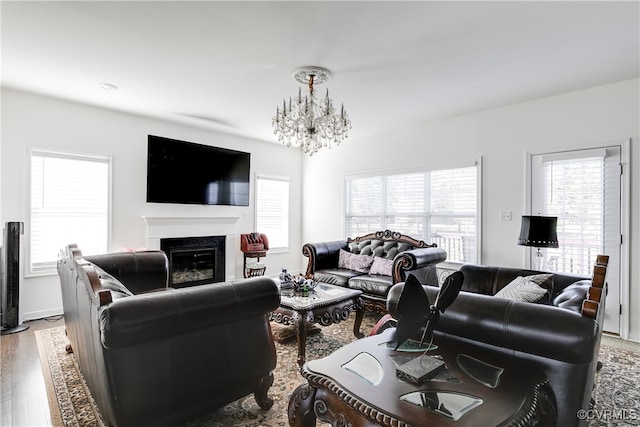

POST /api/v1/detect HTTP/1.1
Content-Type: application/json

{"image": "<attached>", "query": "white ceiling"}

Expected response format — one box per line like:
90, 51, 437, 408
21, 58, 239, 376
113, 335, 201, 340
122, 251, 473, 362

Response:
2, 1, 639, 143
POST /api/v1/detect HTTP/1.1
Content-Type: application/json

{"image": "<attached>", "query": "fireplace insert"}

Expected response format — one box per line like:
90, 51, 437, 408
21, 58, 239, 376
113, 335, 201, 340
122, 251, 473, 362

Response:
160, 236, 225, 288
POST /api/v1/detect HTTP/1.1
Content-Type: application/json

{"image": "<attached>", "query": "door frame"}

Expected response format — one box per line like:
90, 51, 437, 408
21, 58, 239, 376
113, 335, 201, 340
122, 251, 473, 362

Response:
524, 138, 630, 339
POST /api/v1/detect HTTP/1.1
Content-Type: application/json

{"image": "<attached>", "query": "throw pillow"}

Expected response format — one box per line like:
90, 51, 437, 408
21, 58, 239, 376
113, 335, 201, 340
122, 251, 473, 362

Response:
338, 249, 375, 273
369, 256, 394, 276
522, 273, 554, 292
495, 276, 549, 302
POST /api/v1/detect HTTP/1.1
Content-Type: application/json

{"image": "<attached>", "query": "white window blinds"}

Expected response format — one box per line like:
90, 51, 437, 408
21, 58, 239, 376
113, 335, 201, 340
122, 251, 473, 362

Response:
533, 148, 619, 275
346, 162, 479, 263
30, 151, 110, 274
255, 175, 289, 250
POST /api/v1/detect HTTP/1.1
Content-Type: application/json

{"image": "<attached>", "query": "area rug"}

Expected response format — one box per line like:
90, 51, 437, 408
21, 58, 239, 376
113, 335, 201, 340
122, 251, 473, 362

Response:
270, 322, 321, 343
35, 326, 106, 427
35, 315, 380, 427
36, 318, 639, 427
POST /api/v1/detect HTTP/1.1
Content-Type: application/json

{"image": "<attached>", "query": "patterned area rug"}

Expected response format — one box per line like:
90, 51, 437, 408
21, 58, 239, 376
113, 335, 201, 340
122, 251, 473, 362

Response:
35, 326, 106, 427
36, 317, 639, 427
591, 341, 640, 426
35, 315, 380, 427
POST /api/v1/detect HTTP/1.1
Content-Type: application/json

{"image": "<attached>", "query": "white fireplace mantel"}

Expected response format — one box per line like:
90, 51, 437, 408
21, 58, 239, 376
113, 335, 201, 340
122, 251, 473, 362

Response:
142, 216, 240, 280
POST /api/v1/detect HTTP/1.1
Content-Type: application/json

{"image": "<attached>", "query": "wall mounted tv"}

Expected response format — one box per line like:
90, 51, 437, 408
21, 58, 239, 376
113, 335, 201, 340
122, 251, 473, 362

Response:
146, 135, 250, 206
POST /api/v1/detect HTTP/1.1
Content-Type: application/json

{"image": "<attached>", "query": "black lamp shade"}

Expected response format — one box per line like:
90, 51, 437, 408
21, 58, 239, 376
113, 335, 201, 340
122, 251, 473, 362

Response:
517, 216, 559, 248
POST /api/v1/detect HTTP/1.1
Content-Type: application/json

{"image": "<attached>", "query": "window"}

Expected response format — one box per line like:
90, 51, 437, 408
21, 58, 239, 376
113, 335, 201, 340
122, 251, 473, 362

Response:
29, 150, 110, 275
345, 161, 480, 263
531, 148, 620, 275
255, 175, 289, 250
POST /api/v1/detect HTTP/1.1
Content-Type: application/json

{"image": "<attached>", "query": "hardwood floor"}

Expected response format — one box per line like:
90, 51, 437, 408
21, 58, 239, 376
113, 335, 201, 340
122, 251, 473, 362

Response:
1, 316, 64, 427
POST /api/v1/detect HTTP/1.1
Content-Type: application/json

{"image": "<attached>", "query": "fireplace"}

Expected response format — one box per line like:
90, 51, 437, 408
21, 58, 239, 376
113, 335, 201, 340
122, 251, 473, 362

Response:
160, 236, 225, 288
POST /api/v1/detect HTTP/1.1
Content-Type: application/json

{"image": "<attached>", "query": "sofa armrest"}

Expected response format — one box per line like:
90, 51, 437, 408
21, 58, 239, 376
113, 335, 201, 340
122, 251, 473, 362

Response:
85, 251, 169, 294
392, 247, 447, 284
303, 240, 348, 277
99, 276, 280, 348
388, 283, 599, 364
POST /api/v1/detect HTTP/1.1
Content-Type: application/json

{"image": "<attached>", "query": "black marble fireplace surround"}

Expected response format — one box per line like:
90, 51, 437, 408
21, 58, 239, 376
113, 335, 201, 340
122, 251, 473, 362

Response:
160, 235, 225, 288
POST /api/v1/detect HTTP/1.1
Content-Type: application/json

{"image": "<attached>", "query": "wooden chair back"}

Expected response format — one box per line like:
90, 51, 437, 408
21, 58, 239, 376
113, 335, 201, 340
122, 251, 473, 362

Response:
580, 255, 609, 319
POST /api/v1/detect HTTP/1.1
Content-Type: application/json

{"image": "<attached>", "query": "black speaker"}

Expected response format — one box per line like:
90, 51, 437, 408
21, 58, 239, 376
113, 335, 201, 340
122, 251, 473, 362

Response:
1, 221, 29, 335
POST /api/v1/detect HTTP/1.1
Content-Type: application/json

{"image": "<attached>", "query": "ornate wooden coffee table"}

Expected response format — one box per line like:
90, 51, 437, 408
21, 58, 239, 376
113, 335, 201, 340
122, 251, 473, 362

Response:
288, 328, 556, 426
269, 283, 364, 367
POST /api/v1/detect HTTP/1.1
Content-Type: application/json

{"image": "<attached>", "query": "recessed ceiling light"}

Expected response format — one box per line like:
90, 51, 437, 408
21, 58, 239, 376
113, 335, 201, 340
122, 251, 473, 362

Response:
99, 82, 118, 91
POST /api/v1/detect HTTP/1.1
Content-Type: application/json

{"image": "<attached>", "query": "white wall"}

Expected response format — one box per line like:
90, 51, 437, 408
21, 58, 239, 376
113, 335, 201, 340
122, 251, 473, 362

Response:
3, 80, 639, 340
302, 79, 640, 340
1, 88, 304, 321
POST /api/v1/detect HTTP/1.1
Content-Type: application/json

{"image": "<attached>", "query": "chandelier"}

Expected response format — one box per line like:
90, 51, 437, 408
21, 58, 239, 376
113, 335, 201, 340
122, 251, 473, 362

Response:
272, 66, 351, 156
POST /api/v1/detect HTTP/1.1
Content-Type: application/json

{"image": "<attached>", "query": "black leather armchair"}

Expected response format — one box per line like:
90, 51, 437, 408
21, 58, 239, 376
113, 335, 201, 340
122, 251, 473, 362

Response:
57, 245, 280, 427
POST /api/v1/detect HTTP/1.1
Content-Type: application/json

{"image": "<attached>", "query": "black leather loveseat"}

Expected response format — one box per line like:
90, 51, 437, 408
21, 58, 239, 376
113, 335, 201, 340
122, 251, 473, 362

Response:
303, 230, 447, 316
387, 257, 609, 427
57, 244, 280, 427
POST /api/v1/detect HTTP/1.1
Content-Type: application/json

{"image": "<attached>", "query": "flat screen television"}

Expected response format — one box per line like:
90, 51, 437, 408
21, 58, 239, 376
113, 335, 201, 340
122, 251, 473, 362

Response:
146, 135, 250, 206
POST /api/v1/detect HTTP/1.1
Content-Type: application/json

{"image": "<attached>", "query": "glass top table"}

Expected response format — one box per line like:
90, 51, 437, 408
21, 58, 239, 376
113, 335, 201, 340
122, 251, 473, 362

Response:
270, 282, 364, 367
288, 328, 555, 426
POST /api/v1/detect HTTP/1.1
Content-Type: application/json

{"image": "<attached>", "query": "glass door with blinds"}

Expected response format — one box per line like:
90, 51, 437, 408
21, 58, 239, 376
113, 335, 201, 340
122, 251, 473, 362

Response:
530, 146, 622, 334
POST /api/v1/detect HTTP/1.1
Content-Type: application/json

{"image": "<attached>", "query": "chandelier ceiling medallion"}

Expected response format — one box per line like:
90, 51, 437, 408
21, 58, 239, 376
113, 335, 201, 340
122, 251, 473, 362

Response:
272, 66, 351, 156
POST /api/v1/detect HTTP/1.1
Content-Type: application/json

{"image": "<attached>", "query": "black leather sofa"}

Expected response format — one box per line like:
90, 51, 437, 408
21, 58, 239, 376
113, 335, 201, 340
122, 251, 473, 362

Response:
303, 230, 447, 316
387, 258, 609, 427
57, 244, 280, 427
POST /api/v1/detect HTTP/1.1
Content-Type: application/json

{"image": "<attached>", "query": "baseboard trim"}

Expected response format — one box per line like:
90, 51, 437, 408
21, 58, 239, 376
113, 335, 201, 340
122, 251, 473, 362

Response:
23, 308, 63, 322
602, 333, 640, 352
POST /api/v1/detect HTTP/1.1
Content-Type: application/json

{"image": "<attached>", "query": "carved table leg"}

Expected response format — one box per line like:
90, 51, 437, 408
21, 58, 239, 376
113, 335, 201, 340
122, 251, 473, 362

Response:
296, 311, 309, 367
353, 298, 365, 339
288, 383, 318, 427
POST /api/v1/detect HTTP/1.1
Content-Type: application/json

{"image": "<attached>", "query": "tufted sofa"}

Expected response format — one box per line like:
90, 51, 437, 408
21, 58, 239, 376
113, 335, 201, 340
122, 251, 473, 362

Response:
303, 230, 447, 317
387, 256, 609, 427
57, 244, 281, 427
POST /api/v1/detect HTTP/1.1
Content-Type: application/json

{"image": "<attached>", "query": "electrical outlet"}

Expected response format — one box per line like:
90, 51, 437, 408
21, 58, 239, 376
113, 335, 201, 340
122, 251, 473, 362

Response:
500, 211, 512, 221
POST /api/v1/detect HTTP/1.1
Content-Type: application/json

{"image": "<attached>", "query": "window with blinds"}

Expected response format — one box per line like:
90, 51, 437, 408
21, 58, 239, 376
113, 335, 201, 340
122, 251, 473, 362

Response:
345, 162, 479, 263
29, 151, 110, 275
255, 175, 289, 250
532, 148, 618, 275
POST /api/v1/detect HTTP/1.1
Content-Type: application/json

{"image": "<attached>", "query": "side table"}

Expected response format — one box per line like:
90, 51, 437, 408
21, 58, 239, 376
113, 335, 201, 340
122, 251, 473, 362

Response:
243, 250, 266, 278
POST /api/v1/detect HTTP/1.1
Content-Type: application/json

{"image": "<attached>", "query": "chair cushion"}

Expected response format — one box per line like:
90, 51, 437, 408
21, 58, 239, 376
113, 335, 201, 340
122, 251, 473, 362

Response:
348, 274, 393, 297
314, 268, 363, 287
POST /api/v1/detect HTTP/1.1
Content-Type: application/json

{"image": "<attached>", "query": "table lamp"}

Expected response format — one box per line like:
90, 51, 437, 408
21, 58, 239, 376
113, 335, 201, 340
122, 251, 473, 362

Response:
517, 215, 559, 271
